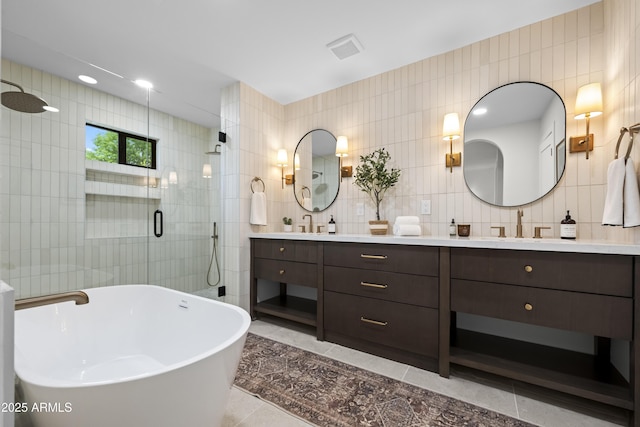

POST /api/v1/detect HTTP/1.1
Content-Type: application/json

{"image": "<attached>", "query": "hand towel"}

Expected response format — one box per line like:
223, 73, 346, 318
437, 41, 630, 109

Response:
250, 192, 267, 225
393, 223, 422, 236
623, 158, 640, 227
303, 197, 312, 211
394, 216, 420, 225
602, 158, 625, 226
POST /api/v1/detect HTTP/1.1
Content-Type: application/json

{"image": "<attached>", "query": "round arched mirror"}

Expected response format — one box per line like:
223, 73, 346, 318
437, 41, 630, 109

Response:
293, 129, 340, 212
463, 82, 566, 206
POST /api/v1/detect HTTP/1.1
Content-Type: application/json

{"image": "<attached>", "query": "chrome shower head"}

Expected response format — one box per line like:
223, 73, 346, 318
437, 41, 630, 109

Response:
1, 79, 49, 113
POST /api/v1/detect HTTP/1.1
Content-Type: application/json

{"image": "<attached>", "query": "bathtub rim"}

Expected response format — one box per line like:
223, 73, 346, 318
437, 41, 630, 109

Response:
14, 284, 251, 389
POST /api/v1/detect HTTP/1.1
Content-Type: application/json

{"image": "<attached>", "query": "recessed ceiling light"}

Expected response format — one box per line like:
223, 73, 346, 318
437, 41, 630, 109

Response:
135, 79, 153, 89
473, 108, 487, 115
43, 105, 59, 113
78, 75, 97, 85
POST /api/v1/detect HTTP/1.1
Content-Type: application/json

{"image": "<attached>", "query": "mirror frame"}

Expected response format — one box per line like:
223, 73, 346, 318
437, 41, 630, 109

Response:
293, 129, 340, 212
463, 81, 567, 207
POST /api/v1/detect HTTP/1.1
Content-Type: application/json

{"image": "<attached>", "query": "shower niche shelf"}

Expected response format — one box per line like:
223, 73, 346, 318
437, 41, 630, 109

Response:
85, 160, 160, 200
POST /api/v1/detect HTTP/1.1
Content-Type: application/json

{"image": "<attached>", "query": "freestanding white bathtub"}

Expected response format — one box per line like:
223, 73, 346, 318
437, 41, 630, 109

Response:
14, 285, 251, 427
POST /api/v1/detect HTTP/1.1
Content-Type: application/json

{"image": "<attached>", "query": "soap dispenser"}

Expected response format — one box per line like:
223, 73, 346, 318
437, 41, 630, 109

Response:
560, 210, 576, 240
449, 219, 456, 236
328, 215, 336, 234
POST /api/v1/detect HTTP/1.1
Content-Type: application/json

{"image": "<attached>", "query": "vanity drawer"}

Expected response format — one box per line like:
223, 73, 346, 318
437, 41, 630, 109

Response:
450, 248, 632, 297
451, 279, 632, 340
253, 239, 318, 263
324, 243, 438, 276
324, 292, 438, 357
324, 265, 438, 308
254, 258, 317, 288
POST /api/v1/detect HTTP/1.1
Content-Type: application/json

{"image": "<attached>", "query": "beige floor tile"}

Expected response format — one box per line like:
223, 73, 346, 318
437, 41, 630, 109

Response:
402, 365, 520, 419
515, 393, 623, 427
235, 402, 314, 427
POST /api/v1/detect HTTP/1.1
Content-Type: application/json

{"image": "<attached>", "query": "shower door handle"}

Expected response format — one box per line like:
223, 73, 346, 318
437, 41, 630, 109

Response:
154, 209, 163, 238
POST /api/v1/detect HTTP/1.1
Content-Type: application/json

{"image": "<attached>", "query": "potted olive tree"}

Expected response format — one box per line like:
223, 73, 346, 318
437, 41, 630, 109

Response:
353, 148, 401, 234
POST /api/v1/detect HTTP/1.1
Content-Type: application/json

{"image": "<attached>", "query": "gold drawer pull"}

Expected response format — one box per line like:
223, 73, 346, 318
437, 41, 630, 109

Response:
524, 303, 533, 311
360, 316, 388, 326
279, 247, 285, 252
279, 269, 285, 275
524, 265, 533, 273
360, 282, 388, 289
360, 254, 388, 260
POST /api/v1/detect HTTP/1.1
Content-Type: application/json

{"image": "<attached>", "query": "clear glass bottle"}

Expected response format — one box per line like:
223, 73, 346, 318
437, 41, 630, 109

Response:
449, 219, 456, 236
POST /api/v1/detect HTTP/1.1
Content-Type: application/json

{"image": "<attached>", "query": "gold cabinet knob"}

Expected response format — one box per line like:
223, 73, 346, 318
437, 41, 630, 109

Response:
279, 269, 285, 275
524, 303, 533, 311
279, 247, 285, 252
524, 265, 533, 273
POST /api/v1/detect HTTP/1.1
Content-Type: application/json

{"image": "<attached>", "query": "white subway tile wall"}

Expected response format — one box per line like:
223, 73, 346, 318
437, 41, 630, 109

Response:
223, 1, 639, 301
1, 59, 222, 298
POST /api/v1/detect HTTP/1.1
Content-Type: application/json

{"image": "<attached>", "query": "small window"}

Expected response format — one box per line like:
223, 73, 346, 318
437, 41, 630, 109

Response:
85, 124, 156, 169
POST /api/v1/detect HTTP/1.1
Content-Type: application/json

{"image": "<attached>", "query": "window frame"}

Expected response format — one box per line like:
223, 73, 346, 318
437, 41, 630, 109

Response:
86, 123, 157, 170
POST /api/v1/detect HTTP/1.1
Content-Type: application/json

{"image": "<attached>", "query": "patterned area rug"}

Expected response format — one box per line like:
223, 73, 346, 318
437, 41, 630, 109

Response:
234, 333, 534, 427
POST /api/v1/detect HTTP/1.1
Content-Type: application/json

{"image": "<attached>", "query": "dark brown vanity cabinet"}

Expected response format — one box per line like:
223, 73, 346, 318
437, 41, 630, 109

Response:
323, 243, 440, 371
250, 238, 323, 339
445, 247, 637, 413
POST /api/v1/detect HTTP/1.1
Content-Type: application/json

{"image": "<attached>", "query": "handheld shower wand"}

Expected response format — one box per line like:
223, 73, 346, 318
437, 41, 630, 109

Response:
207, 222, 221, 287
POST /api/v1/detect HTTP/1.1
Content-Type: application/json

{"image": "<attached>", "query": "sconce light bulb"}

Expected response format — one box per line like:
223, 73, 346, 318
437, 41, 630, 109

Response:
336, 136, 349, 157
277, 149, 288, 167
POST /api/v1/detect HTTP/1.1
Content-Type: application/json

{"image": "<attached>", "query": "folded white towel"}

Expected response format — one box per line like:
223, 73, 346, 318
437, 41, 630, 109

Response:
393, 223, 421, 236
603, 158, 625, 226
250, 192, 267, 225
624, 158, 640, 227
394, 216, 420, 225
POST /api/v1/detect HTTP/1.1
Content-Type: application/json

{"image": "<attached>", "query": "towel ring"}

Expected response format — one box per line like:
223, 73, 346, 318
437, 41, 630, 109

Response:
300, 186, 311, 199
614, 127, 634, 160
251, 177, 265, 193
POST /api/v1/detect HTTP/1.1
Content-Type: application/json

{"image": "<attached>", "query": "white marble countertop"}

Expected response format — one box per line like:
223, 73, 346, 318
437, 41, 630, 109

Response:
249, 232, 640, 255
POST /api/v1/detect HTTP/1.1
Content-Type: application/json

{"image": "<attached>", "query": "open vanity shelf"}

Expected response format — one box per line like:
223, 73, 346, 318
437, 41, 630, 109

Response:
253, 294, 317, 327
450, 329, 632, 409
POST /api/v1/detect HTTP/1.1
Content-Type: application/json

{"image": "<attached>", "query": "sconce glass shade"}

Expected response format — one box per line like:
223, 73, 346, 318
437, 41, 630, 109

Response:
336, 136, 349, 157
442, 113, 461, 140
294, 153, 300, 170
575, 83, 603, 119
277, 149, 288, 166
202, 163, 212, 178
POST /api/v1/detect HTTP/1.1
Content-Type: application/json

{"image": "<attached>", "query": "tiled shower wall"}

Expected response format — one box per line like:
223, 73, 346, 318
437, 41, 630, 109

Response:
0, 60, 221, 299
227, 0, 639, 304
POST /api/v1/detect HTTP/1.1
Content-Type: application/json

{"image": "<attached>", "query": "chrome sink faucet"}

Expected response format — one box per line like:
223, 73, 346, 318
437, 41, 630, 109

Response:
302, 214, 312, 233
516, 209, 524, 238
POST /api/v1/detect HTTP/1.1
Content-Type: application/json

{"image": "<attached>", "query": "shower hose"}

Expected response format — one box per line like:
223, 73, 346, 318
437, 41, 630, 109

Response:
207, 222, 221, 287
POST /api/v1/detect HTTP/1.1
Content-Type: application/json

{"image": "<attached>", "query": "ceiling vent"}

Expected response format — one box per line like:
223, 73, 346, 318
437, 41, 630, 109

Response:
327, 34, 364, 60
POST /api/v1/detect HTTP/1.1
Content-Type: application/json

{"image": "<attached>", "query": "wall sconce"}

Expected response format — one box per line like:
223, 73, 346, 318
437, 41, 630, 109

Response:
335, 135, 352, 180
202, 163, 212, 179
443, 113, 461, 173
277, 148, 292, 189
294, 153, 300, 171
169, 171, 178, 185
570, 83, 603, 160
